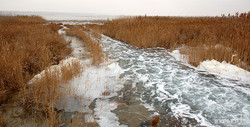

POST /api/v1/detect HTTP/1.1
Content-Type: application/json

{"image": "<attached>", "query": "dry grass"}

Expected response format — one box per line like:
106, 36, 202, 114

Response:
179, 45, 237, 67
0, 113, 8, 127
47, 23, 64, 33
0, 15, 98, 127
66, 26, 104, 65
61, 60, 83, 84
0, 15, 47, 24
0, 15, 74, 127
94, 12, 250, 70
0, 15, 72, 104
21, 59, 83, 126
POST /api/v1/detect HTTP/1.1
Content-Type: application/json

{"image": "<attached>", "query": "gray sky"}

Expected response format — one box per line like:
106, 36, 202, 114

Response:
0, 0, 249, 16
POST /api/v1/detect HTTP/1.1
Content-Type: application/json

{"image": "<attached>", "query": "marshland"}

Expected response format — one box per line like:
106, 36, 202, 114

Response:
0, 10, 250, 127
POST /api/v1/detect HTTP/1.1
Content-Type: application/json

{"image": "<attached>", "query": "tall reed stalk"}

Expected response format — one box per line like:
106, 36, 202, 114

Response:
90, 12, 250, 70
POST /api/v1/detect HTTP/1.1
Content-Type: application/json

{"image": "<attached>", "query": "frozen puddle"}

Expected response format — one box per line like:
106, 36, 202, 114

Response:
99, 35, 250, 127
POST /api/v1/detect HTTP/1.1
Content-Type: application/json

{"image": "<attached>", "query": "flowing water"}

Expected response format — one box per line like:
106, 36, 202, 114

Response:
2, 10, 249, 126
99, 35, 250, 127
1, 22, 248, 126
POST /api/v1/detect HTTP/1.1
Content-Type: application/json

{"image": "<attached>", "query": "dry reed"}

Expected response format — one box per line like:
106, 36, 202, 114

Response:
93, 12, 250, 70
66, 26, 104, 65
0, 15, 76, 126
0, 113, 7, 127
22, 59, 83, 126
0, 15, 72, 104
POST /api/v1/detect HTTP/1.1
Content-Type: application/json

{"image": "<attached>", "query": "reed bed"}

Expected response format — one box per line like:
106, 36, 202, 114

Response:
0, 15, 79, 126
0, 15, 72, 104
22, 59, 83, 126
93, 12, 250, 70
66, 26, 104, 65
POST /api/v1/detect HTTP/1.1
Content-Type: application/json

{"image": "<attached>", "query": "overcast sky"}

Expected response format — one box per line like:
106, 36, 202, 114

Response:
0, 0, 249, 16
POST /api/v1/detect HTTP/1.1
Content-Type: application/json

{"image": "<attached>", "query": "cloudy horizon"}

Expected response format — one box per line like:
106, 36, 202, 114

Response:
0, 0, 249, 16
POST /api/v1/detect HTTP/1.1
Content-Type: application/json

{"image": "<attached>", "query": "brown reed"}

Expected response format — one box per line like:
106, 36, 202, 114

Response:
66, 26, 104, 65
93, 12, 250, 70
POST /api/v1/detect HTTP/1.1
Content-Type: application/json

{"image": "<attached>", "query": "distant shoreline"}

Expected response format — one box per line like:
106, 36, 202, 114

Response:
0, 10, 119, 21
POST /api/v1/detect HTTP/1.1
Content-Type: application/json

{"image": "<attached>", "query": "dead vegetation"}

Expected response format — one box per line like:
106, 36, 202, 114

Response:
22, 59, 83, 126
0, 113, 7, 127
0, 15, 82, 126
66, 25, 104, 65
0, 15, 72, 104
92, 12, 250, 70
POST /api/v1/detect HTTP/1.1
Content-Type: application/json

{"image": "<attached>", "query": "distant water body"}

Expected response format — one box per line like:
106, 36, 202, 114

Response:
0, 11, 119, 21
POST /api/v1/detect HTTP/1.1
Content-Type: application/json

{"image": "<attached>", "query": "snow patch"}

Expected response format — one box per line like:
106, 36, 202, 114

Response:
28, 57, 81, 84
169, 50, 189, 64
94, 99, 128, 127
60, 61, 124, 112
198, 59, 250, 83
84, 114, 95, 123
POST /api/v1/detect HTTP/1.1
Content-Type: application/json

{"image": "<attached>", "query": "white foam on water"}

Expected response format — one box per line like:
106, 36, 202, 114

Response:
100, 35, 250, 127
138, 74, 149, 83
150, 112, 160, 117
170, 103, 215, 126
31, 28, 249, 126
141, 103, 155, 111
138, 55, 145, 61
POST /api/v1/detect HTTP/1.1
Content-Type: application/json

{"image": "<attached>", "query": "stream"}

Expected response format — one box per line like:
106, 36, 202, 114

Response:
97, 34, 250, 127
1, 12, 249, 126
1, 24, 248, 127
